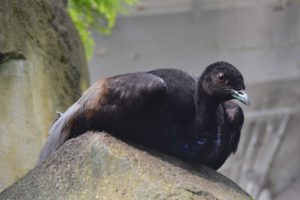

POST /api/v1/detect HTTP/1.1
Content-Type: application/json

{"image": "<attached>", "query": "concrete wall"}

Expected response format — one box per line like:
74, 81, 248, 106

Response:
89, 1, 300, 85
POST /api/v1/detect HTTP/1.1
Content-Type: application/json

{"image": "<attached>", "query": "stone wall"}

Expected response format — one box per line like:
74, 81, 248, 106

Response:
0, 0, 89, 191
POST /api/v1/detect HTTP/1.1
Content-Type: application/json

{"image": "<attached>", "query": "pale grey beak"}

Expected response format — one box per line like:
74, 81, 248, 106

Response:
230, 89, 250, 106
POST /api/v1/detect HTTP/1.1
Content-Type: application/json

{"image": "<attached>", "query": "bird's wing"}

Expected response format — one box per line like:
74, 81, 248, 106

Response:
221, 101, 244, 154
38, 72, 168, 165
79, 72, 168, 132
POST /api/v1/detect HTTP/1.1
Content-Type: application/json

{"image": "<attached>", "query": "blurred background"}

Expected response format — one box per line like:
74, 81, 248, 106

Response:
89, 0, 300, 199
1, 0, 300, 199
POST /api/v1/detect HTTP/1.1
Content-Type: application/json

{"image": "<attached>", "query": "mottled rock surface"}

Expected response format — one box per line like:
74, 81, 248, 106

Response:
0, 132, 253, 200
0, 0, 89, 191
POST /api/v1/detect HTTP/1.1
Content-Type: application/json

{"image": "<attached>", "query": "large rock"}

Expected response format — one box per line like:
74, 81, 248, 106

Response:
0, 0, 89, 191
0, 132, 253, 200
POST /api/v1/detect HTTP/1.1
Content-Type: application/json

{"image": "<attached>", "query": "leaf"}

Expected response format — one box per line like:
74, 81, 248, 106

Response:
68, 0, 138, 59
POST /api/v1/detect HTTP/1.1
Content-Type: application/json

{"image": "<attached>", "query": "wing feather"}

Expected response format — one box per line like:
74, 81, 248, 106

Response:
38, 72, 167, 164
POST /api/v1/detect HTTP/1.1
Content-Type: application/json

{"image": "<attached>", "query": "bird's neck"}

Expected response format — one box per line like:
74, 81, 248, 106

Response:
194, 85, 219, 134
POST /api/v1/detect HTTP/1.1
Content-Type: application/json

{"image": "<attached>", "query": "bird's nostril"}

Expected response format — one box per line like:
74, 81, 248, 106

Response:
237, 91, 243, 95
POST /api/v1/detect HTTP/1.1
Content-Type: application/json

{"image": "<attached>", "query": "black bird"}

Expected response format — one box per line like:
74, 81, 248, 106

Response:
38, 61, 249, 170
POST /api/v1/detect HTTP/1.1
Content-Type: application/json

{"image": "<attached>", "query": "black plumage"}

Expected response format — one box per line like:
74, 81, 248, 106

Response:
38, 61, 249, 170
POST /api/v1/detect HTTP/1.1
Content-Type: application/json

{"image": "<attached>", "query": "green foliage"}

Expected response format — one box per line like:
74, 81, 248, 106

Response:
68, 0, 137, 59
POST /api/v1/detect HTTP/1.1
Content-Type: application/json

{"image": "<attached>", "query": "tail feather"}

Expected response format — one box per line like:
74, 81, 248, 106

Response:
37, 102, 81, 165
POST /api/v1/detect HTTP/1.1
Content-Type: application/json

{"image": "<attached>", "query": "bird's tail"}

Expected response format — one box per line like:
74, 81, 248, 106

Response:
37, 101, 82, 165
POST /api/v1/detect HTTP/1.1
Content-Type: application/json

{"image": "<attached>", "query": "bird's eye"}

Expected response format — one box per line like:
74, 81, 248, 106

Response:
217, 73, 227, 84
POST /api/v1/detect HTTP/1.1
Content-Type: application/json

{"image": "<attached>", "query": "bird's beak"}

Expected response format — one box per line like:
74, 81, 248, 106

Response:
230, 89, 250, 106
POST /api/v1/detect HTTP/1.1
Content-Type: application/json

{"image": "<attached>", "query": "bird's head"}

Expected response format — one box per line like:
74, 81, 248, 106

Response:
199, 61, 250, 106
